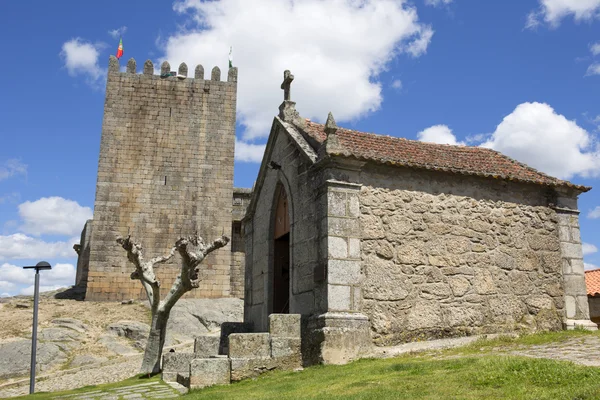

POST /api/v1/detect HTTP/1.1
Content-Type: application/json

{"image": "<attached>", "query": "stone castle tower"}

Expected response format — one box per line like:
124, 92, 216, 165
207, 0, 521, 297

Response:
75, 55, 248, 302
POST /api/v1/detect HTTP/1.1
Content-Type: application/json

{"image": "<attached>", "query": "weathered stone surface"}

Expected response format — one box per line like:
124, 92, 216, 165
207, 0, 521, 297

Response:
70, 354, 108, 367
107, 321, 150, 341
166, 298, 244, 340
39, 327, 82, 342
228, 333, 270, 358
448, 276, 470, 297
359, 180, 566, 345
269, 314, 301, 338
194, 335, 220, 357
84, 56, 240, 302
51, 318, 89, 333
189, 358, 230, 389
98, 335, 138, 356
0, 340, 66, 379
230, 358, 277, 381
162, 353, 197, 382
270, 337, 301, 359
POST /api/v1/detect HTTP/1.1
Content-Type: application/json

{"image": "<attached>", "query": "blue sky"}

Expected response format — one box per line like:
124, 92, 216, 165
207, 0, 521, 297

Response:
0, 0, 599, 296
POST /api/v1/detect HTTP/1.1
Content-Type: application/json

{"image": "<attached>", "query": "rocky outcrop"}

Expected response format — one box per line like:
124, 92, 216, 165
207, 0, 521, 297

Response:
0, 297, 244, 384
0, 340, 67, 379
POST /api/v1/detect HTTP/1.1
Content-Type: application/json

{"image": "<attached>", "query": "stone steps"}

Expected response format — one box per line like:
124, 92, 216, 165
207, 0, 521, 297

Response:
162, 314, 302, 389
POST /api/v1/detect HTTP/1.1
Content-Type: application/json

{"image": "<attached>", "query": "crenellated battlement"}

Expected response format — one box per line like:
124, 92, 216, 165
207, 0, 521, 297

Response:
107, 55, 237, 83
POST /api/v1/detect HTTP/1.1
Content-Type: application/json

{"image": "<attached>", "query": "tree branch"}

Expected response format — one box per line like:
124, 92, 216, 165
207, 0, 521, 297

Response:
161, 234, 230, 311
117, 235, 176, 309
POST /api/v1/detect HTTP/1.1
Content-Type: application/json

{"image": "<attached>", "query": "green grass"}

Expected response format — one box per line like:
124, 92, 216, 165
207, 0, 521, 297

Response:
189, 331, 600, 400
447, 329, 599, 356
188, 356, 600, 400
12, 374, 161, 399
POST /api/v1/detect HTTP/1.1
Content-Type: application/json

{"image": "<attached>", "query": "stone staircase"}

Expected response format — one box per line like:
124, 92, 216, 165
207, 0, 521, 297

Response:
162, 314, 302, 389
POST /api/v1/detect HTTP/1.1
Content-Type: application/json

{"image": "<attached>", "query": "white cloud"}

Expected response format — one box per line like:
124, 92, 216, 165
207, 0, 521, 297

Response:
589, 206, 600, 219
425, 0, 452, 6
0, 293, 11, 298
481, 102, 600, 180
391, 79, 403, 90
0, 159, 27, 182
591, 42, 600, 56
0, 281, 16, 291
586, 63, 600, 76
527, 0, 600, 28
108, 26, 127, 39
0, 263, 75, 296
235, 139, 266, 163
164, 0, 434, 140
585, 262, 600, 270
19, 285, 68, 296
60, 38, 106, 85
0, 263, 32, 284
417, 125, 465, 146
0, 234, 78, 260
583, 242, 599, 256
18, 197, 92, 237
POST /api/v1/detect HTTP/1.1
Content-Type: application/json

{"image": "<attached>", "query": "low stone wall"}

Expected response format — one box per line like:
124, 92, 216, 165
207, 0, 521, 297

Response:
359, 182, 565, 346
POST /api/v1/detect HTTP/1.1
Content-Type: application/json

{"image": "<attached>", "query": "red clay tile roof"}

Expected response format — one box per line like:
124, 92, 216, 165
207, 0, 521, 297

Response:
586, 269, 600, 296
302, 120, 590, 192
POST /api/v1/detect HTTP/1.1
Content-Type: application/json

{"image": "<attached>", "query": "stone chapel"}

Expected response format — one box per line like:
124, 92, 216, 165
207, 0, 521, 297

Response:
242, 71, 596, 364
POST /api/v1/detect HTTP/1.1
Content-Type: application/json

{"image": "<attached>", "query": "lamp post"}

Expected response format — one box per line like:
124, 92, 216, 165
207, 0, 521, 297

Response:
23, 261, 52, 395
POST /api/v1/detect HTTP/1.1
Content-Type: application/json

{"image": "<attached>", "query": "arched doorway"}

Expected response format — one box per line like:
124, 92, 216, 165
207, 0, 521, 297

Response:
272, 185, 290, 314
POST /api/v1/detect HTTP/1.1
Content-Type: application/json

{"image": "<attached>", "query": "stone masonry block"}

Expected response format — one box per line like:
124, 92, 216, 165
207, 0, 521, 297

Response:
228, 333, 270, 358
162, 353, 196, 381
348, 238, 361, 259
328, 191, 347, 216
561, 242, 583, 259
563, 274, 587, 297
271, 337, 301, 359
230, 358, 276, 381
328, 284, 352, 311
328, 259, 362, 285
571, 259, 585, 275
194, 335, 220, 357
189, 358, 230, 389
269, 314, 301, 338
328, 236, 348, 259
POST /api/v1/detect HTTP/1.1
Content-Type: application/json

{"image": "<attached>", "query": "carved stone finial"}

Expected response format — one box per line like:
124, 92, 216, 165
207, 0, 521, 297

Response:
195, 65, 204, 79
211, 66, 221, 81
281, 70, 294, 101
108, 55, 119, 74
160, 61, 170, 76
178, 62, 188, 77
324, 112, 337, 136
126, 58, 136, 74
144, 60, 154, 75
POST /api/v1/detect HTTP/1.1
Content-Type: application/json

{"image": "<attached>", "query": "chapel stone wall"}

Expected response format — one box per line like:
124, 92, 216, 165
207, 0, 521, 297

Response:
86, 57, 238, 301
358, 166, 566, 346
244, 122, 322, 331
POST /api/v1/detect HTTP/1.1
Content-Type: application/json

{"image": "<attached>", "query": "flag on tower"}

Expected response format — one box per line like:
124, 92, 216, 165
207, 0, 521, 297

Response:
116, 38, 124, 59
229, 46, 233, 68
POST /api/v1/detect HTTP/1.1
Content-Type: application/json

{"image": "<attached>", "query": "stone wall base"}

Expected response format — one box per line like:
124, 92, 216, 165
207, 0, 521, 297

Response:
305, 312, 372, 365
564, 319, 598, 331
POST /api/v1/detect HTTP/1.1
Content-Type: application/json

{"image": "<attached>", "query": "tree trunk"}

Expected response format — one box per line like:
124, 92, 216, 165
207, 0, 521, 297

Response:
141, 308, 170, 374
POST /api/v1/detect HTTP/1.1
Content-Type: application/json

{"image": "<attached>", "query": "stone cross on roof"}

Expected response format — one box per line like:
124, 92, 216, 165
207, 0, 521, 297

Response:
281, 70, 294, 101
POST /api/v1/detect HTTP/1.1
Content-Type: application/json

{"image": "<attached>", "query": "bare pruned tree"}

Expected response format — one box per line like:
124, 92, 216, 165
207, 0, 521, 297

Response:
117, 233, 230, 374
